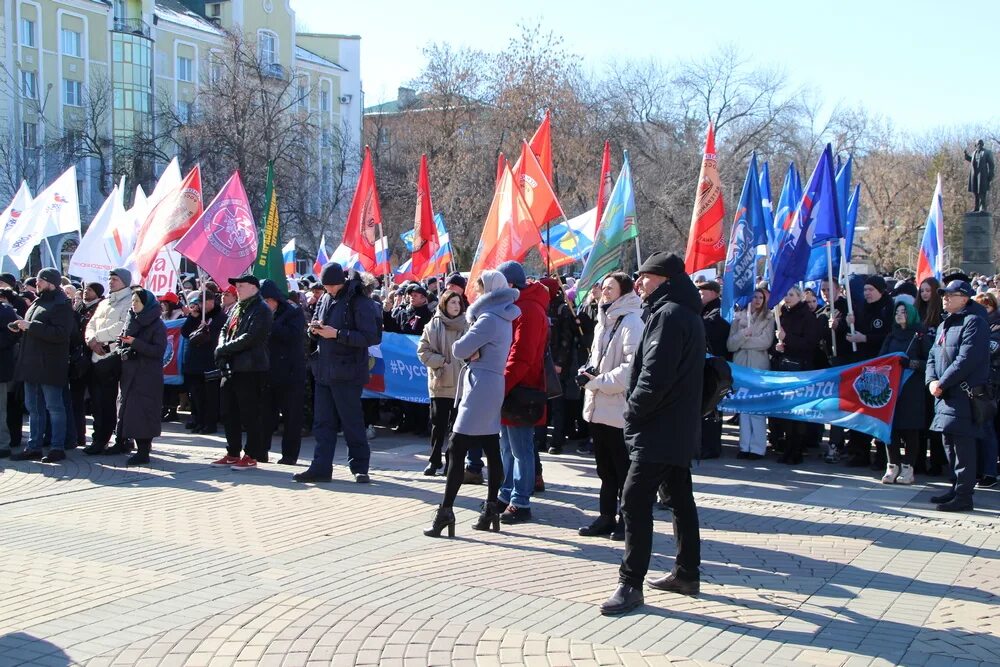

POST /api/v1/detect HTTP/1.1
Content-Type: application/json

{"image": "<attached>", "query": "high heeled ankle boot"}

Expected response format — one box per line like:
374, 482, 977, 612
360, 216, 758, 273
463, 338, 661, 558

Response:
423, 505, 455, 538
473, 501, 501, 532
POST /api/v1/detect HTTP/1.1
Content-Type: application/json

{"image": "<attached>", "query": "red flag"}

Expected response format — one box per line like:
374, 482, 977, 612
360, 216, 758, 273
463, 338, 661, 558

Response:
684, 122, 726, 274
130, 165, 203, 278
342, 146, 382, 272
410, 154, 440, 280
495, 152, 506, 187
468, 162, 543, 298
512, 140, 565, 230
175, 171, 258, 285
594, 140, 612, 238
528, 110, 553, 182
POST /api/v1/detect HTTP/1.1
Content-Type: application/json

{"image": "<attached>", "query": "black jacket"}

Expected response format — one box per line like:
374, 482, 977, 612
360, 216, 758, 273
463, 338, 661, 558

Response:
119, 303, 167, 439
14, 288, 74, 386
701, 297, 731, 358
310, 276, 383, 386
268, 300, 307, 386
817, 295, 849, 363
777, 301, 822, 369
216, 294, 272, 373
548, 298, 577, 376
0, 303, 18, 383
394, 303, 432, 335
842, 292, 894, 360
624, 274, 706, 466
182, 303, 225, 375
880, 324, 932, 431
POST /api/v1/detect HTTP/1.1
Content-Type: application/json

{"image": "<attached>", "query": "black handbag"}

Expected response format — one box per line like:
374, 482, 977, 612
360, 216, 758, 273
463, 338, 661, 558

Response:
501, 385, 547, 425
544, 349, 562, 399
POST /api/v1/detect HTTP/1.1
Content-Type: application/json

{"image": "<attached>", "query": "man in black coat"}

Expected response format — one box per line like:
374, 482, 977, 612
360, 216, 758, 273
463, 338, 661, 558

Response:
294, 263, 382, 484
213, 274, 273, 470
601, 253, 705, 616
10, 268, 74, 463
260, 279, 307, 465
696, 280, 730, 459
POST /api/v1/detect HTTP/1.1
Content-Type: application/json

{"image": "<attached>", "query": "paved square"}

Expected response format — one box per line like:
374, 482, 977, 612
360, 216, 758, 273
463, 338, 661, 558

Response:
1, 424, 998, 666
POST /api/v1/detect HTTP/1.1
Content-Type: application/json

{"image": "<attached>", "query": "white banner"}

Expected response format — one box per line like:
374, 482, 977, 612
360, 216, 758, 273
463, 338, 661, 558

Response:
143, 245, 181, 296
6, 166, 81, 269
69, 186, 124, 286
0, 181, 33, 258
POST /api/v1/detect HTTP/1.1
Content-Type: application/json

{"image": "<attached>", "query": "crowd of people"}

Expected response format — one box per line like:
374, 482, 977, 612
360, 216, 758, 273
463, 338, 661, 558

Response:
0, 250, 995, 615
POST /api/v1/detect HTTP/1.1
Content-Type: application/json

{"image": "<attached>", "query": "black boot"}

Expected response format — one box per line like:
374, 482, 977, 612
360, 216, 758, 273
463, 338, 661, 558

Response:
83, 442, 106, 455
578, 515, 616, 537
473, 501, 501, 532
103, 440, 133, 455
423, 505, 455, 537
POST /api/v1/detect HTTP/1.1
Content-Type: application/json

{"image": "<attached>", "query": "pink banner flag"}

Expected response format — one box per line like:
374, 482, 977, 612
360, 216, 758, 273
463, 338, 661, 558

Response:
175, 171, 258, 285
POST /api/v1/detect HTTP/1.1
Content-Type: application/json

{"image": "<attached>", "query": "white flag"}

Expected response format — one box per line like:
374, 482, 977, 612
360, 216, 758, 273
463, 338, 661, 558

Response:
0, 181, 33, 258
6, 166, 81, 269
105, 185, 146, 269
145, 157, 182, 210
69, 186, 125, 286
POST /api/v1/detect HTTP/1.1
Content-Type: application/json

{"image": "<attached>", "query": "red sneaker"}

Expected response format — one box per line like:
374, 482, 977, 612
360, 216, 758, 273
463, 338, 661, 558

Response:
211, 455, 241, 466
231, 455, 258, 471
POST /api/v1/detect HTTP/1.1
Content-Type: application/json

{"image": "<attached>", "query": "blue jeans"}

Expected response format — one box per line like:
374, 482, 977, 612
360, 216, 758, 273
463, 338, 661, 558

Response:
25, 383, 66, 452
465, 446, 484, 473
499, 424, 536, 508
44, 385, 76, 448
977, 426, 998, 478
310, 382, 369, 475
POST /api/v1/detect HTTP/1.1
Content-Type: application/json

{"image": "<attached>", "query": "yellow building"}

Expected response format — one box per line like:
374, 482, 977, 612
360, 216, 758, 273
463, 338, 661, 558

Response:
1, 0, 361, 218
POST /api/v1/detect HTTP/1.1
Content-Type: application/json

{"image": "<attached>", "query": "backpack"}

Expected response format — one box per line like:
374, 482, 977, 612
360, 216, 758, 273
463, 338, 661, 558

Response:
701, 355, 733, 417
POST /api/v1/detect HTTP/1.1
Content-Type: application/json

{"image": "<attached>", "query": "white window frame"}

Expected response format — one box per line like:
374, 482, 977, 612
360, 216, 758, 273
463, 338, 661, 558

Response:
319, 89, 329, 112
20, 70, 37, 99
22, 121, 37, 148
64, 79, 83, 107
257, 30, 278, 66
176, 56, 194, 82
20, 18, 35, 47
61, 29, 82, 57
297, 83, 309, 112
177, 100, 193, 124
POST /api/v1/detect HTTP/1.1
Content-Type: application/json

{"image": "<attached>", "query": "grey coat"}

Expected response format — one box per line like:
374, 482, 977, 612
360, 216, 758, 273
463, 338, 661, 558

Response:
451, 287, 520, 436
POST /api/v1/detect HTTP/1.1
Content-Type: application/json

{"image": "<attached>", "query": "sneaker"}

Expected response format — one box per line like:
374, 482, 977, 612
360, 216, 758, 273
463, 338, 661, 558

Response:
41, 449, 66, 463
354, 472, 370, 484
211, 455, 241, 466
896, 464, 915, 485
10, 449, 43, 461
366, 425, 377, 441
231, 455, 257, 471
499, 505, 532, 524
823, 445, 841, 464
978, 475, 998, 489
881, 464, 900, 484
575, 440, 593, 455
547, 445, 562, 455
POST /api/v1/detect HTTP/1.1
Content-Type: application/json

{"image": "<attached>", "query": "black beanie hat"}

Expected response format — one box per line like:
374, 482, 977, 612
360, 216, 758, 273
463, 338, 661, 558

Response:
864, 275, 887, 294
86, 282, 105, 298
0, 273, 18, 289
637, 252, 686, 279
321, 262, 346, 286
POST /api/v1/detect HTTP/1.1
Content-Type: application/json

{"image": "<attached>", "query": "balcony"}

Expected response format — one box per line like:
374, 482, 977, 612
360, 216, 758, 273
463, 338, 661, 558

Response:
112, 17, 151, 39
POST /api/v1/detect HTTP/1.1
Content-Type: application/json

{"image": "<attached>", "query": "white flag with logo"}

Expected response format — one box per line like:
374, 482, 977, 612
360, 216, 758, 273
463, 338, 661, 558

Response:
0, 181, 33, 257
70, 185, 125, 286
6, 166, 81, 269
105, 185, 146, 270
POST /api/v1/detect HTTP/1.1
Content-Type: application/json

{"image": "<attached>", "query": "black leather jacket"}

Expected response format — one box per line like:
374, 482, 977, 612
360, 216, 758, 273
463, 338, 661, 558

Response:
215, 294, 272, 373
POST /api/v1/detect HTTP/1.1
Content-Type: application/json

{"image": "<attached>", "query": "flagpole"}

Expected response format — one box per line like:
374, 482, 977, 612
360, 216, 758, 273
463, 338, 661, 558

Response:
840, 237, 857, 352
546, 224, 551, 276
825, 240, 838, 358
44, 238, 57, 270
634, 236, 642, 270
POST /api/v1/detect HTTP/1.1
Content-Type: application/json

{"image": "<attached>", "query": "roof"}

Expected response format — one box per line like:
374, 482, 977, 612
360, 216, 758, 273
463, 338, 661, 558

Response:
297, 32, 361, 40
154, 0, 223, 36
294, 46, 347, 72
364, 92, 485, 116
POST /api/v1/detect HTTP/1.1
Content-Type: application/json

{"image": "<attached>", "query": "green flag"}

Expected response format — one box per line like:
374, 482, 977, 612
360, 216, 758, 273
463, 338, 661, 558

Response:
575, 151, 638, 306
253, 162, 287, 294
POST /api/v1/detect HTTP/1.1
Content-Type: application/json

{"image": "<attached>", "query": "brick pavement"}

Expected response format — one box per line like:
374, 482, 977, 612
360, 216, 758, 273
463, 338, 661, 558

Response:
0, 423, 998, 666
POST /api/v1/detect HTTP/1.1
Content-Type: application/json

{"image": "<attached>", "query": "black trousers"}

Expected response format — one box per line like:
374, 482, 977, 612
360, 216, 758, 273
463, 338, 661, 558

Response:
443, 432, 502, 508
700, 415, 722, 458
221, 371, 267, 460
943, 433, 976, 503
262, 378, 305, 462
135, 437, 153, 455
89, 356, 121, 447
429, 397, 456, 467
886, 429, 919, 466
185, 373, 219, 430
6, 382, 23, 448
846, 429, 872, 461
362, 398, 380, 427
69, 373, 88, 448
620, 461, 700, 587
591, 422, 629, 518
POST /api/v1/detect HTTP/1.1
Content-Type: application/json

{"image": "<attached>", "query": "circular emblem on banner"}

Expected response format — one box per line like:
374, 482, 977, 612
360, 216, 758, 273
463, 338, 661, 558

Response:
853, 366, 892, 409
206, 198, 256, 259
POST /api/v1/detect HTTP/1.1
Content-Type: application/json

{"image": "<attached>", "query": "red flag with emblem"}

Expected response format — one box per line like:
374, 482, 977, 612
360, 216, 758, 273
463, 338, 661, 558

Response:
684, 122, 726, 274
512, 140, 565, 230
342, 146, 382, 271
410, 154, 440, 280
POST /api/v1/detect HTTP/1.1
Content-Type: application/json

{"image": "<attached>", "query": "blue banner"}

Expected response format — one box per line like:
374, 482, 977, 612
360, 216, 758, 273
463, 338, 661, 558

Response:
362, 332, 430, 404
720, 353, 911, 442
163, 319, 186, 386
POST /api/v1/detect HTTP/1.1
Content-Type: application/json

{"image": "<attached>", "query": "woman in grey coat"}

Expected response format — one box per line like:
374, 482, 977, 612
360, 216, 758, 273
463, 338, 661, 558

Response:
424, 270, 519, 537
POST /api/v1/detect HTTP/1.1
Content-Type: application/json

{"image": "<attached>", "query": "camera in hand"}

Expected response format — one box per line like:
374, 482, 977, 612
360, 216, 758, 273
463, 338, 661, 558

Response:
576, 366, 597, 388
118, 344, 135, 361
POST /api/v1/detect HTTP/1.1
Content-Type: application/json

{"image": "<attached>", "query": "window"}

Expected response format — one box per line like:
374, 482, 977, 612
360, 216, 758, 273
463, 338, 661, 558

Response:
113, 0, 126, 20
20, 18, 35, 47
208, 3, 221, 17
176, 56, 193, 82
320, 90, 329, 112
61, 29, 82, 57
258, 31, 276, 66
297, 85, 308, 111
64, 79, 83, 106
20, 71, 37, 99
22, 122, 37, 148
177, 100, 193, 124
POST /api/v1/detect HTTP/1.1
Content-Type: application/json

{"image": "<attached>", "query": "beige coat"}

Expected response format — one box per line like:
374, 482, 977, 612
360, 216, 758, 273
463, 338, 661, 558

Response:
726, 308, 774, 370
417, 311, 469, 399
85, 287, 132, 362
582, 292, 644, 429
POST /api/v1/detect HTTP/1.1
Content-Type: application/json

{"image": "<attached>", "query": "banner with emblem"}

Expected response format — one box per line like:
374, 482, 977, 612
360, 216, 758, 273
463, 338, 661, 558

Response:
361, 332, 430, 404
719, 353, 911, 442
163, 319, 186, 385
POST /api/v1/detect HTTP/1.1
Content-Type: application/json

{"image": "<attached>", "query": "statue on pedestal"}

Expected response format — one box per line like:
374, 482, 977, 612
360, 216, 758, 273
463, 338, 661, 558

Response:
964, 139, 995, 212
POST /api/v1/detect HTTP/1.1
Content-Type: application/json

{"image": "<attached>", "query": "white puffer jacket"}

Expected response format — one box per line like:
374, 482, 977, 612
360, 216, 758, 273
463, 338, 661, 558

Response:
85, 287, 132, 362
581, 291, 643, 429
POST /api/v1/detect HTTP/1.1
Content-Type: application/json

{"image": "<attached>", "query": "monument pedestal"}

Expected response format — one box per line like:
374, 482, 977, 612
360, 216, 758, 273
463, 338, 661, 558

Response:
961, 211, 994, 275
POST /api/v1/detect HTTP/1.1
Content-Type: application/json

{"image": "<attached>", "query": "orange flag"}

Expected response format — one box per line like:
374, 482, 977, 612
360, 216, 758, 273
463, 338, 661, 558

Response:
495, 152, 506, 187
130, 165, 203, 278
528, 110, 554, 182
513, 140, 565, 230
684, 122, 726, 274
342, 146, 383, 272
468, 162, 542, 298
410, 154, 440, 280
594, 140, 612, 239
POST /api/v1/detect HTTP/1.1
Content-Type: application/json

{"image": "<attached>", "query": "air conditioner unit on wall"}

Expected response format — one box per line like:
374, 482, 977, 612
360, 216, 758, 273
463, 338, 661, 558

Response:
339, 95, 351, 104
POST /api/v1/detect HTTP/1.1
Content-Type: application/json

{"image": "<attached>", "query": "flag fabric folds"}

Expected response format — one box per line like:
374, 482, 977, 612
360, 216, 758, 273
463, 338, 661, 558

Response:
594, 140, 612, 240
253, 162, 286, 293
684, 122, 726, 274
759, 161, 775, 248
721, 153, 767, 321
766, 163, 801, 282
575, 152, 638, 306
130, 165, 203, 278
0, 181, 33, 259
342, 146, 383, 272
282, 239, 297, 278
527, 110, 553, 183
916, 174, 945, 286
375, 236, 392, 277
6, 167, 80, 270
843, 184, 861, 264
105, 185, 145, 269
767, 145, 840, 308
175, 171, 257, 286
410, 154, 440, 280
313, 234, 329, 275
513, 140, 565, 231
70, 186, 126, 286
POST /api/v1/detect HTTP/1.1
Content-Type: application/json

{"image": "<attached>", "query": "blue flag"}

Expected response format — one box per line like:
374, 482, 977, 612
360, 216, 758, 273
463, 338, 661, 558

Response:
836, 155, 853, 229
722, 153, 767, 320
843, 184, 860, 263
765, 162, 801, 282
767, 145, 840, 308
759, 161, 775, 247
804, 146, 846, 281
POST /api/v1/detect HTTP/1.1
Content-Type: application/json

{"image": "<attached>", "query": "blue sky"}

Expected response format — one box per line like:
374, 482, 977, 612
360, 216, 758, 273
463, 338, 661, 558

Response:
295, 0, 993, 133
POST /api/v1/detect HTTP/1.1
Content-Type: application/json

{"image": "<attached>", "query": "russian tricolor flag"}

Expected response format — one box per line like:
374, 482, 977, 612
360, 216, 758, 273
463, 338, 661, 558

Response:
282, 239, 296, 277
916, 174, 944, 286
313, 234, 329, 276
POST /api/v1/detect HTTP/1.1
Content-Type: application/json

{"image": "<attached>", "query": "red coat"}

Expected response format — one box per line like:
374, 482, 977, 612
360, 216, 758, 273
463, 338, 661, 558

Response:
503, 281, 551, 426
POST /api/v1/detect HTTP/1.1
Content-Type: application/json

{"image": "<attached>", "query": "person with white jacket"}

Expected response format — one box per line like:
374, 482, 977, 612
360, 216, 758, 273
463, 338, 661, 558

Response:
726, 288, 775, 459
577, 272, 643, 540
